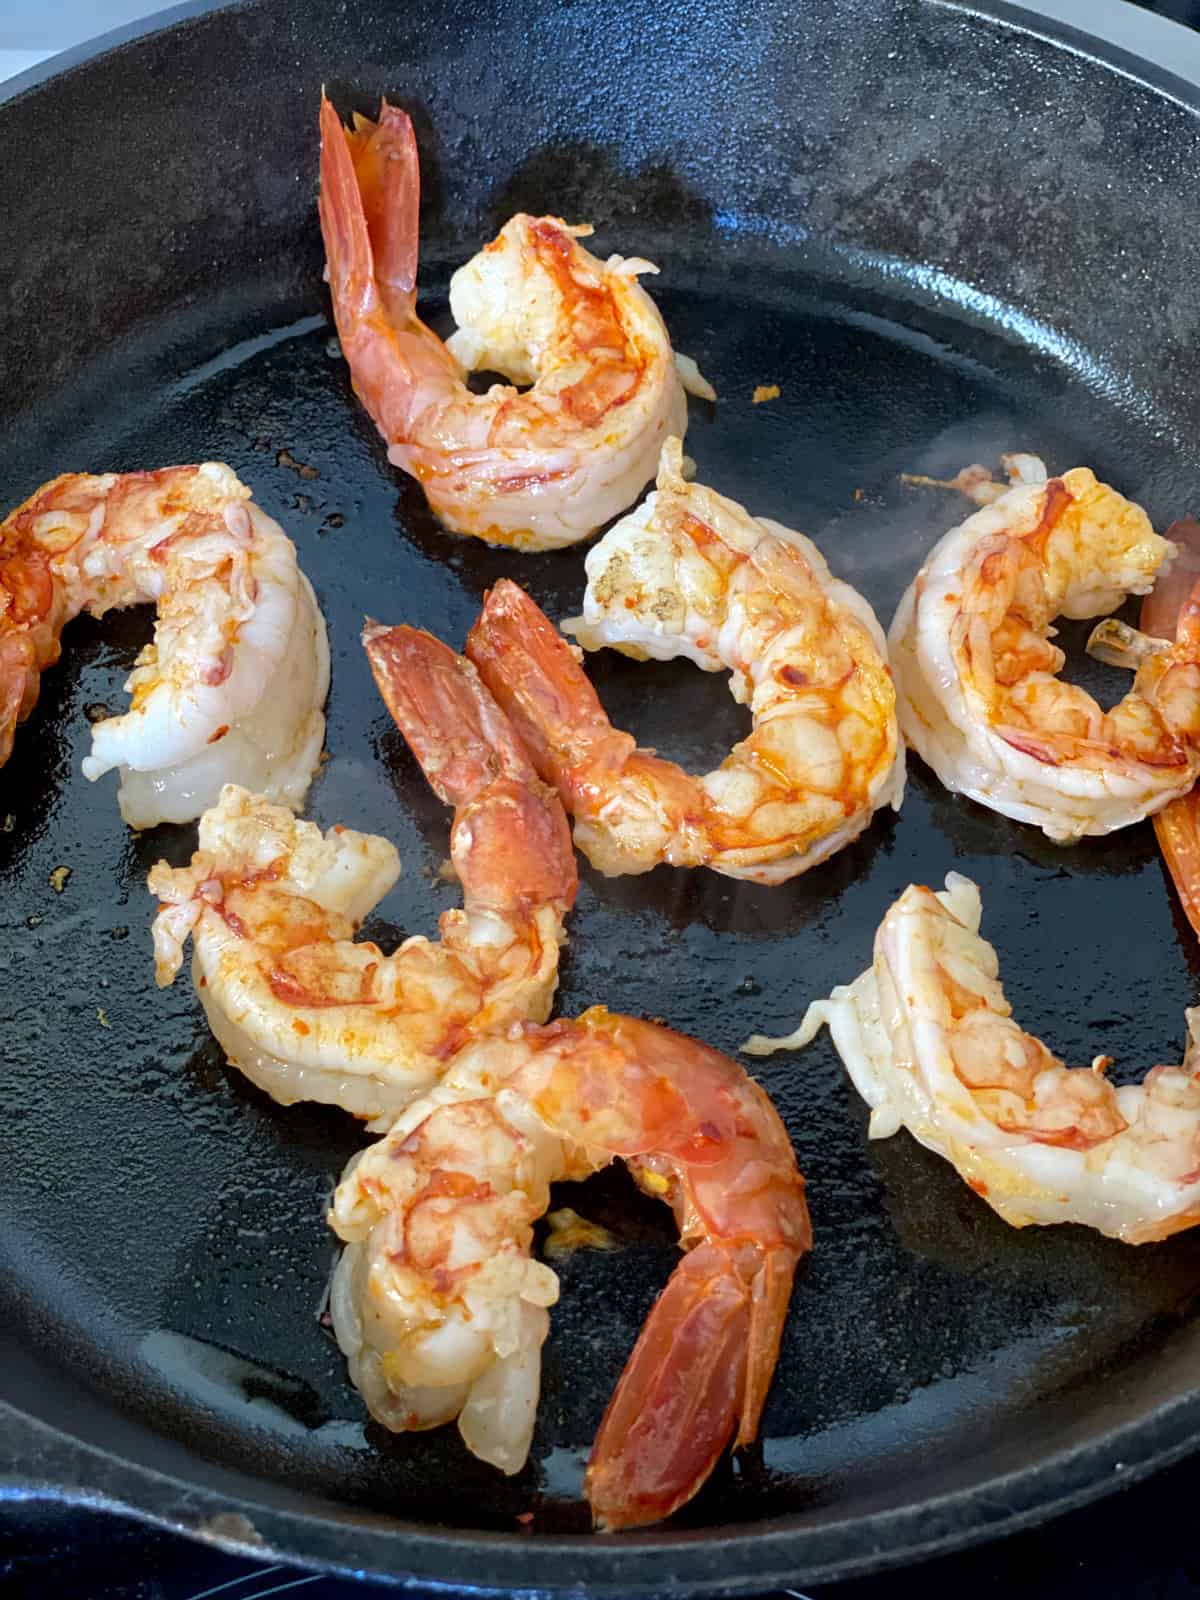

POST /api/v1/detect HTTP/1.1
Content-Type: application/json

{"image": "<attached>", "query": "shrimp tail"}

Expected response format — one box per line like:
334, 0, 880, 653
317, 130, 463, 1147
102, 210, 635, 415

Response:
0, 550, 67, 765
343, 100, 421, 316
1155, 790, 1200, 941
0, 634, 38, 765
319, 93, 419, 318
363, 620, 577, 915
466, 578, 619, 793
318, 94, 378, 328
740, 1243, 799, 1446
585, 1239, 794, 1532
1144, 523, 1200, 943
320, 96, 463, 461
365, 619, 539, 804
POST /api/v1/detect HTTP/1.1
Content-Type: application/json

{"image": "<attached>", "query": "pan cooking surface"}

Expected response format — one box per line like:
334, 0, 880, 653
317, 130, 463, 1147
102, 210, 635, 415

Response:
4, 244, 1200, 1539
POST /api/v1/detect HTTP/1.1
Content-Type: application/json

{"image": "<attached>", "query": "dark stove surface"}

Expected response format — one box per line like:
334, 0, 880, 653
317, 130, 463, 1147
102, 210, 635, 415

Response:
5, 1, 1200, 1596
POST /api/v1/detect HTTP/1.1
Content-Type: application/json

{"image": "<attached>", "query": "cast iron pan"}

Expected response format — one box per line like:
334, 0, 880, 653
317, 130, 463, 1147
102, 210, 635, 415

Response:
4, 0, 1200, 1590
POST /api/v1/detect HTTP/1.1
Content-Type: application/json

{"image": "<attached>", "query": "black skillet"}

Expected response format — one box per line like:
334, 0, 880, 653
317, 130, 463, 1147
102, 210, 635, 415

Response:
4, 0, 1200, 1590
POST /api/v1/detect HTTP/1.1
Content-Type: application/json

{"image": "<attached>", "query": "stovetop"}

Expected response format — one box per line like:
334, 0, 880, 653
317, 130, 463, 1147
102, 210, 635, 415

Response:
4, 0, 1200, 1595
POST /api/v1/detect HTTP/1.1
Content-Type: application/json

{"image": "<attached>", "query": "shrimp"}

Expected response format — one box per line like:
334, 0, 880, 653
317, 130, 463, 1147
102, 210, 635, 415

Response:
890, 454, 1200, 840
148, 627, 576, 1127
464, 443, 903, 883
747, 872, 1200, 1244
0, 463, 328, 828
318, 95, 713, 551
1090, 516, 1200, 940
328, 1006, 810, 1529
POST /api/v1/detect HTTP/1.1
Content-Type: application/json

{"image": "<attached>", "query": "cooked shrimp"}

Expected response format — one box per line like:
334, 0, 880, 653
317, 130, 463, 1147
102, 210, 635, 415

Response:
318, 95, 712, 550
149, 628, 576, 1126
890, 454, 1200, 840
0, 463, 328, 827
329, 1006, 810, 1529
1091, 516, 1200, 940
747, 872, 1200, 1243
464, 445, 903, 883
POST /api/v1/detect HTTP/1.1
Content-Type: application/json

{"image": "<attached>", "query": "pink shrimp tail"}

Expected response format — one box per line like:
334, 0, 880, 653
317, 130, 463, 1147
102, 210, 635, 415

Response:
319, 95, 456, 447
584, 1238, 799, 1532
319, 94, 420, 318
363, 620, 577, 915
0, 547, 67, 766
740, 1244, 800, 1444
1144, 518, 1200, 940
466, 578, 627, 795
1142, 517, 1200, 643
365, 618, 539, 804
0, 634, 35, 765
352, 102, 420, 317
318, 95, 378, 329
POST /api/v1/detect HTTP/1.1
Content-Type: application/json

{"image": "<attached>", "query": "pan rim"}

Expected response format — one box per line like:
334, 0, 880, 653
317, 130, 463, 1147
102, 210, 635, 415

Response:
7, 1387, 1200, 1592
5, 0, 1200, 115
4, 0, 1200, 1587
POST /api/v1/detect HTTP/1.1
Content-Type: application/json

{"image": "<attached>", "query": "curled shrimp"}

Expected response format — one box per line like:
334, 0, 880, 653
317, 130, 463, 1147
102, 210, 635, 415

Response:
329, 1006, 810, 1529
149, 628, 576, 1127
890, 454, 1200, 840
0, 463, 328, 828
1091, 516, 1200, 940
747, 873, 1200, 1244
464, 444, 903, 883
318, 95, 713, 551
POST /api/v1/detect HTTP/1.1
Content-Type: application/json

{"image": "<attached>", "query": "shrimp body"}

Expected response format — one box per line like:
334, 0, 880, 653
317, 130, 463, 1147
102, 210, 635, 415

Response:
890, 456, 1199, 839
466, 444, 903, 883
329, 1007, 810, 1529
0, 464, 328, 827
149, 629, 576, 1127
319, 96, 710, 550
748, 873, 1200, 1244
